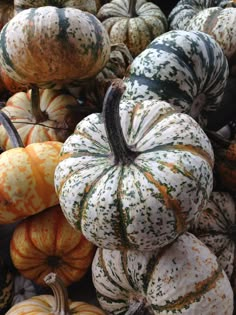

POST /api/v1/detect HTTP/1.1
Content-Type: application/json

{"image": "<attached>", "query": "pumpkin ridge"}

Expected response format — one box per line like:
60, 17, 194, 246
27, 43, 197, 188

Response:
75, 129, 110, 154
152, 265, 224, 312
77, 165, 116, 231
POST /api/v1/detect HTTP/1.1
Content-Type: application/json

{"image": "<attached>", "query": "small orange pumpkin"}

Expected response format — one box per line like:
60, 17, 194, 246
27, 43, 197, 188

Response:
10, 205, 96, 287
6, 272, 106, 315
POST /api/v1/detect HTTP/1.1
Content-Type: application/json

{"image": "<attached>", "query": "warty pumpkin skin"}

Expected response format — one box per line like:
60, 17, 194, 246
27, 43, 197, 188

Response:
97, 0, 168, 57
14, 0, 101, 15
0, 6, 110, 89
0, 88, 81, 150
10, 205, 96, 287
122, 30, 229, 129
0, 140, 62, 224
54, 80, 214, 251
92, 232, 234, 315
190, 191, 236, 280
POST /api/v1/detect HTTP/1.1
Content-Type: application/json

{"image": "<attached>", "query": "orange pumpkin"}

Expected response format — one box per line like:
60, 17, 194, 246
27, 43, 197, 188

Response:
6, 272, 106, 315
0, 87, 82, 150
10, 205, 96, 286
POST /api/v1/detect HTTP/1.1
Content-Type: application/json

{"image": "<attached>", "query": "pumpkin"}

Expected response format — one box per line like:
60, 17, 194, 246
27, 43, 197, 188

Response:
11, 274, 37, 306
190, 191, 236, 279
10, 205, 96, 287
92, 232, 234, 314
54, 79, 214, 251
0, 87, 83, 150
0, 112, 62, 223
6, 272, 106, 315
97, 0, 168, 57
0, 257, 13, 313
169, 1, 236, 75
14, 0, 101, 15
0, 1, 14, 31
0, 6, 110, 89
122, 29, 229, 128
0, 67, 27, 94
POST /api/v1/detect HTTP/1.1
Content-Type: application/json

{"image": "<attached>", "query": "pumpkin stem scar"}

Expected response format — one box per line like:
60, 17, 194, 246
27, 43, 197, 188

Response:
103, 78, 140, 165
0, 111, 24, 148
127, 298, 154, 315
44, 272, 70, 315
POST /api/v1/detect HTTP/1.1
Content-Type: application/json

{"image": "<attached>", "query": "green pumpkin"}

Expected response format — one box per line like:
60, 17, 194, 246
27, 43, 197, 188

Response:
54, 79, 214, 251
122, 30, 229, 128
92, 232, 234, 314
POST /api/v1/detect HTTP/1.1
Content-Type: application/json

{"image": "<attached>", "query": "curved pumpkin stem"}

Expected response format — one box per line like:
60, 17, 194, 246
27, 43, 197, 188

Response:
31, 85, 49, 123
0, 111, 24, 148
103, 79, 139, 165
44, 272, 70, 315
128, 0, 138, 17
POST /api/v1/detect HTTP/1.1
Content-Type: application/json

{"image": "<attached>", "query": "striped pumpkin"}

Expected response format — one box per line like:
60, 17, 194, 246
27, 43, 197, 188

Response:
54, 79, 214, 251
10, 205, 96, 287
0, 258, 13, 313
6, 272, 106, 315
190, 191, 236, 279
169, 1, 236, 74
0, 140, 62, 224
122, 30, 229, 128
0, 88, 80, 150
14, 0, 101, 15
0, 6, 110, 89
97, 0, 168, 57
92, 232, 234, 314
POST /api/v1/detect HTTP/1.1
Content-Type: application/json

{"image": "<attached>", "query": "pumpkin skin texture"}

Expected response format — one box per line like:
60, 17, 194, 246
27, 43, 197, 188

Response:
10, 205, 96, 287
97, 0, 168, 57
54, 80, 214, 251
0, 88, 80, 150
92, 232, 234, 315
190, 191, 236, 279
0, 6, 110, 89
122, 30, 229, 128
0, 141, 62, 224
14, 0, 101, 15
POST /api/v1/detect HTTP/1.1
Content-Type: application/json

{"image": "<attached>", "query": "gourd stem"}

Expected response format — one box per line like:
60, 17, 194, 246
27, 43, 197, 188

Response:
0, 111, 24, 148
128, 0, 137, 17
103, 79, 138, 165
31, 85, 48, 123
44, 272, 70, 315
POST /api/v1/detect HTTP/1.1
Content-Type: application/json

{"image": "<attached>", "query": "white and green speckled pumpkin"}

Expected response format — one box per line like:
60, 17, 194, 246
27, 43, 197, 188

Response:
169, 1, 236, 74
54, 79, 214, 251
122, 30, 229, 128
92, 232, 234, 315
0, 6, 110, 89
97, 0, 168, 57
190, 191, 236, 279
14, 0, 101, 15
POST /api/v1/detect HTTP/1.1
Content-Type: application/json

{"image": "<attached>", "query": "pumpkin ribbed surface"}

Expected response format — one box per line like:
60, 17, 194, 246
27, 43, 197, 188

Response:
0, 6, 110, 89
0, 88, 79, 149
6, 297, 106, 315
190, 191, 236, 279
10, 205, 96, 286
55, 96, 214, 251
92, 232, 234, 314
0, 141, 62, 224
122, 30, 229, 128
97, 0, 168, 57
14, 0, 101, 15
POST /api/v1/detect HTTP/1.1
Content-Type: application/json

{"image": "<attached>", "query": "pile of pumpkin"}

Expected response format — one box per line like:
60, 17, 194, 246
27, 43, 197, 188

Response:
0, 0, 236, 314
